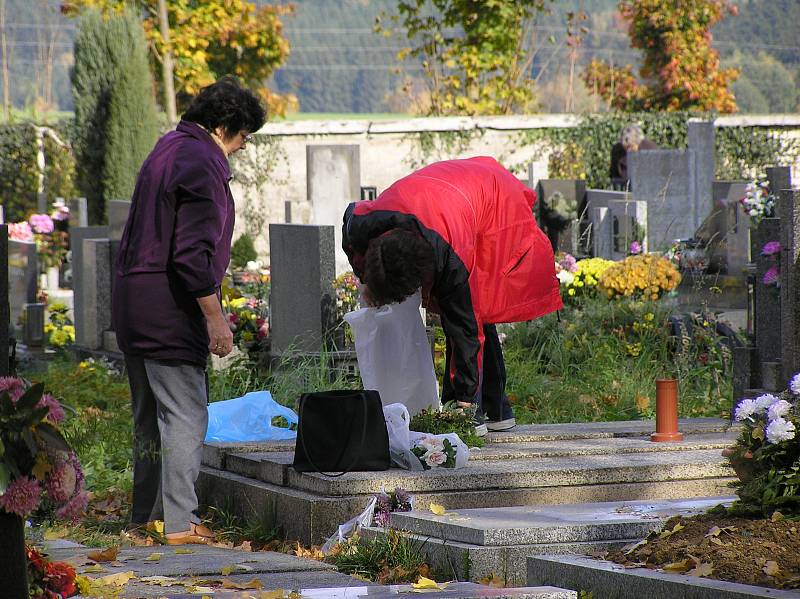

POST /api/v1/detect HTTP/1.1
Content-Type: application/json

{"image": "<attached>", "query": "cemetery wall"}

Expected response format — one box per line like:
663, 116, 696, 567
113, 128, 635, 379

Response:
230, 114, 800, 268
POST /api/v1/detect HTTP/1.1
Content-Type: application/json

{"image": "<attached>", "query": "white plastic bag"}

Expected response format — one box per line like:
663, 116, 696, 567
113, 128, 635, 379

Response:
320, 497, 376, 555
383, 403, 469, 471
343, 292, 439, 416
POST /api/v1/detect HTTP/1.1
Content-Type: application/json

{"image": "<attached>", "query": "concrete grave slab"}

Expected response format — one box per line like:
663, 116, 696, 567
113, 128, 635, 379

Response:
388, 497, 733, 547
527, 555, 800, 599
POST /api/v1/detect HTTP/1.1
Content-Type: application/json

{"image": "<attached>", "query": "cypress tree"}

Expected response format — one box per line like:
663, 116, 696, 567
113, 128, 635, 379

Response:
71, 9, 158, 224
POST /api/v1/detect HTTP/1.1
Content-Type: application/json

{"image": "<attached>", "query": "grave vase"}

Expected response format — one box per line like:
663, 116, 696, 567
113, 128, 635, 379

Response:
46, 265, 60, 291
0, 510, 29, 598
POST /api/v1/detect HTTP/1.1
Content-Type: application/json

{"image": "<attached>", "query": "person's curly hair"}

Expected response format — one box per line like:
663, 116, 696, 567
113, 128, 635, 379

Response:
364, 229, 435, 306
182, 75, 266, 136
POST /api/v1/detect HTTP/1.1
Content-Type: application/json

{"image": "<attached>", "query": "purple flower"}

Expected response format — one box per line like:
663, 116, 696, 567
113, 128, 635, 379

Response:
392, 488, 412, 511
50, 205, 70, 222
0, 376, 25, 401
29, 214, 54, 234
762, 266, 779, 286
0, 476, 42, 517
55, 490, 88, 522
629, 241, 642, 255
559, 254, 578, 273
761, 241, 781, 256
38, 393, 65, 424
45, 457, 78, 503
790, 372, 800, 396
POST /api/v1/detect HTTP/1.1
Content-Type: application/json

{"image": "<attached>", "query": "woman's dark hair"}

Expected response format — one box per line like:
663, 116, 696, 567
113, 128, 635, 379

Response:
182, 75, 266, 135
364, 229, 435, 306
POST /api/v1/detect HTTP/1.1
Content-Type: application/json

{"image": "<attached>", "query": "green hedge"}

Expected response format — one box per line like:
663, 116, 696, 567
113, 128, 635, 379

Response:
514, 111, 799, 188
0, 121, 76, 223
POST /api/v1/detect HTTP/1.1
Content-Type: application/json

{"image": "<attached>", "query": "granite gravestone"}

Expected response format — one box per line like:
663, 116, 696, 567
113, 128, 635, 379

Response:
269, 224, 336, 355
0, 226, 9, 375
71, 227, 109, 349
76, 238, 113, 350
107, 200, 131, 241
704, 181, 749, 275
68, 197, 89, 228
608, 199, 647, 261
306, 145, 360, 275
7, 240, 38, 339
586, 190, 631, 259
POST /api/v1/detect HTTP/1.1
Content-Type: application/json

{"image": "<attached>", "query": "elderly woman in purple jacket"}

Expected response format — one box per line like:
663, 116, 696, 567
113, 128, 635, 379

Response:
112, 76, 265, 545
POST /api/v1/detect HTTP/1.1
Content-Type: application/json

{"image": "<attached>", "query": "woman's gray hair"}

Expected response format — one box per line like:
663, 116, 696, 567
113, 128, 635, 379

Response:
620, 123, 644, 150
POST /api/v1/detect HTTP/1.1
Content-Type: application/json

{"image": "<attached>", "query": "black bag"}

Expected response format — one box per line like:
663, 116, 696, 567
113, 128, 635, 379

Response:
293, 389, 390, 476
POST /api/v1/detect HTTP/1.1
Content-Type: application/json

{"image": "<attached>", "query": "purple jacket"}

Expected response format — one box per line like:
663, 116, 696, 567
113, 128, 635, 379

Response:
112, 120, 235, 366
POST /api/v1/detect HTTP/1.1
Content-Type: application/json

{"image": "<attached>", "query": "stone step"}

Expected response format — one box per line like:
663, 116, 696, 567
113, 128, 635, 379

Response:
527, 555, 800, 599
361, 497, 733, 586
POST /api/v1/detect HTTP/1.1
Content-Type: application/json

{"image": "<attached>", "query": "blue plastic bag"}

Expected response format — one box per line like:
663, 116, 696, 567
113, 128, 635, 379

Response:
205, 391, 298, 442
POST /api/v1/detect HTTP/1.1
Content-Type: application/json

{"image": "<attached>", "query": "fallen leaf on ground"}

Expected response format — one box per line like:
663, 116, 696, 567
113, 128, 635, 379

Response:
82, 564, 106, 574
174, 548, 194, 555
659, 523, 685, 539
237, 540, 253, 552
687, 562, 714, 577
763, 561, 782, 577
294, 543, 325, 560
705, 526, 722, 537
150, 520, 165, 534
709, 537, 730, 547
260, 589, 286, 598
429, 503, 447, 516
477, 573, 504, 588
624, 539, 648, 555
139, 576, 184, 587
222, 578, 264, 590
144, 552, 163, 562
186, 586, 215, 594
87, 546, 119, 562
662, 558, 694, 573
411, 576, 449, 591
95, 571, 136, 586
222, 564, 254, 575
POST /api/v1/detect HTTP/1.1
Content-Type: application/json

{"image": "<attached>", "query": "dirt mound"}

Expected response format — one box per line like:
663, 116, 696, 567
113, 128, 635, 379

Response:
607, 512, 800, 590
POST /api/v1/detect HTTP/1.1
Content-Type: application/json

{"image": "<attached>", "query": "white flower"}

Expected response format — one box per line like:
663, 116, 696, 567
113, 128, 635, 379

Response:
425, 451, 447, 467
765, 418, 796, 444
556, 270, 575, 285
246, 260, 262, 272
790, 372, 800, 396
734, 399, 757, 421
754, 393, 780, 414
767, 400, 792, 421
417, 436, 444, 454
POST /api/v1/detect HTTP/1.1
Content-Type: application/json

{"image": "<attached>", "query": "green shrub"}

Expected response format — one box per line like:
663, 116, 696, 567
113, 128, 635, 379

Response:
410, 402, 484, 448
230, 233, 258, 270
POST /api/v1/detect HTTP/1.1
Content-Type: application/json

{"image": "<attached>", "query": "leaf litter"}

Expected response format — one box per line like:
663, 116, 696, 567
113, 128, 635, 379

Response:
608, 514, 800, 590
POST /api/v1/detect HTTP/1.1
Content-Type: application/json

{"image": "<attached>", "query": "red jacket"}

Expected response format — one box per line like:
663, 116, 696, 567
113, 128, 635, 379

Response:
343, 157, 562, 403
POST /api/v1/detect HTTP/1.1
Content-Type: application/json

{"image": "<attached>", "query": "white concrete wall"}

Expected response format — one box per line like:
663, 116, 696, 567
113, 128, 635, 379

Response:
229, 114, 800, 271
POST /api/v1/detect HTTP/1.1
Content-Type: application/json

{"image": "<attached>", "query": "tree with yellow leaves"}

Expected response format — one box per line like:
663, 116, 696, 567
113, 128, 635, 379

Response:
61, 0, 295, 116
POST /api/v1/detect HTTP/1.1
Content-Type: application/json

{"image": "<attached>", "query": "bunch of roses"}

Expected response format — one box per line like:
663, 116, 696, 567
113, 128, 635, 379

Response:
410, 436, 457, 470
0, 377, 88, 522
740, 180, 776, 225
372, 487, 413, 527
598, 254, 681, 301
27, 546, 78, 599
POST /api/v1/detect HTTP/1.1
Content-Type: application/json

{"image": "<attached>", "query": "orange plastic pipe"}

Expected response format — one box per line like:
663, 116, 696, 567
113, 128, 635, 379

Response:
651, 378, 684, 442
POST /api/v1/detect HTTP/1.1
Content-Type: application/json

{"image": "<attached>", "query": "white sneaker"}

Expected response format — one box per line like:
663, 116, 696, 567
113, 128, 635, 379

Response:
486, 417, 516, 432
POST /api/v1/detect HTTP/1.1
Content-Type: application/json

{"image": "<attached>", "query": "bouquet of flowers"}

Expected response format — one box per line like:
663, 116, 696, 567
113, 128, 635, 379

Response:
373, 487, 413, 527
333, 272, 360, 320
27, 545, 78, 599
554, 252, 578, 286
411, 435, 457, 470
0, 377, 87, 521
728, 374, 799, 515
562, 257, 615, 300
44, 303, 75, 350
222, 295, 269, 359
740, 180, 776, 225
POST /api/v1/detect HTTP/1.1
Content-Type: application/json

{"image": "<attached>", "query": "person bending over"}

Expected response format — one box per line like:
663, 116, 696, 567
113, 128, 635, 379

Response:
342, 157, 562, 435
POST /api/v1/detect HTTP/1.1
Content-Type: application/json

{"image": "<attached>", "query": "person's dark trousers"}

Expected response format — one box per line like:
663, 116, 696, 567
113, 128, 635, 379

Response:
441, 324, 513, 421
125, 354, 208, 533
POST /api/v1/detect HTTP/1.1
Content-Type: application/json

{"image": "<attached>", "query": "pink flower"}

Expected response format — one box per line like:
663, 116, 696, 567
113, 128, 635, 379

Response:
55, 490, 88, 522
425, 451, 447, 467
29, 214, 54, 234
629, 241, 642, 255
8, 222, 34, 242
0, 376, 25, 401
559, 254, 578, 273
38, 393, 65, 424
761, 241, 781, 256
762, 266, 779, 286
0, 476, 42, 517
45, 458, 78, 503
